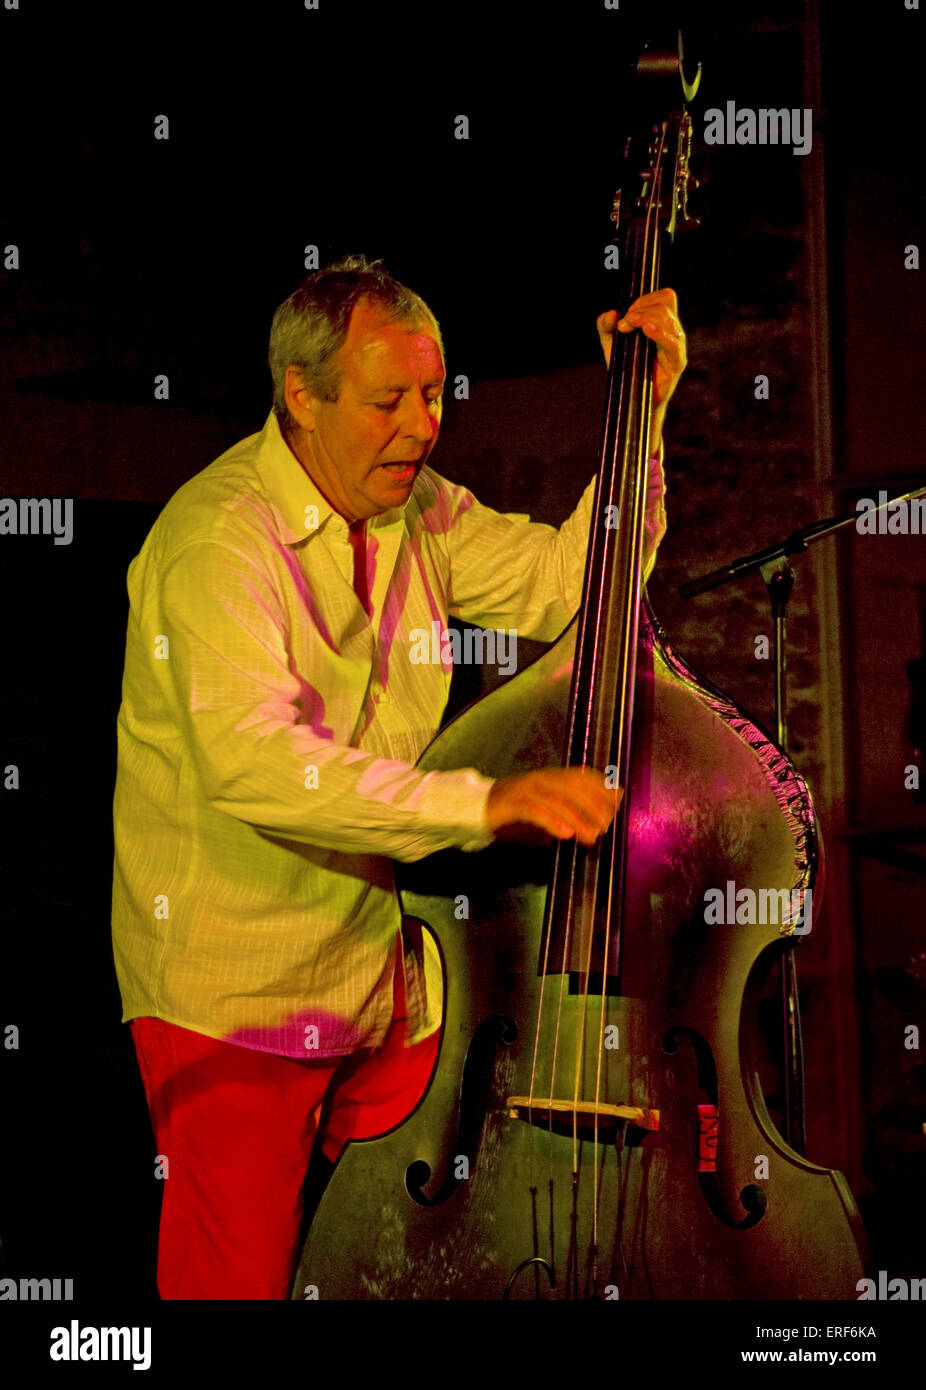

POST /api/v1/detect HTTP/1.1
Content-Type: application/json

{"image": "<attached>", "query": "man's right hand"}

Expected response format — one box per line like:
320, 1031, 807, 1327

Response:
485, 767, 622, 846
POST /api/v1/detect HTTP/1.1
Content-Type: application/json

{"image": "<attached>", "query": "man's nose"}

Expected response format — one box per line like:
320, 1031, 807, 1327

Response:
402, 393, 438, 442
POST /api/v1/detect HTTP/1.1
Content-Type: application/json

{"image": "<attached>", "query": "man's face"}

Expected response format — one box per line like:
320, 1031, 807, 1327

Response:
287, 298, 445, 523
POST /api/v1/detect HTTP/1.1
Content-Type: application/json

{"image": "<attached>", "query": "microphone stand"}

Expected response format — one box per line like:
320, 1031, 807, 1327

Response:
679, 480, 926, 1154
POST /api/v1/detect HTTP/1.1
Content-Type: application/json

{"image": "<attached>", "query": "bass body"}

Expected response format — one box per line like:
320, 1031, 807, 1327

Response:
293, 605, 868, 1299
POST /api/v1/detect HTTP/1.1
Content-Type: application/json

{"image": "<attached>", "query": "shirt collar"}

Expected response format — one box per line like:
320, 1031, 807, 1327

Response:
253, 411, 411, 545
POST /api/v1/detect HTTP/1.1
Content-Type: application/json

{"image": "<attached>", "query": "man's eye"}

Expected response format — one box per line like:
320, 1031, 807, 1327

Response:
374, 401, 400, 413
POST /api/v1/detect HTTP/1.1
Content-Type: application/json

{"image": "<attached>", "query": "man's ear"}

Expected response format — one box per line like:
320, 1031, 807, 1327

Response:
284, 364, 318, 431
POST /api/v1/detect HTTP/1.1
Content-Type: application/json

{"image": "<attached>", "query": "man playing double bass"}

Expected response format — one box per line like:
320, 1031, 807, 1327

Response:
110, 254, 686, 1299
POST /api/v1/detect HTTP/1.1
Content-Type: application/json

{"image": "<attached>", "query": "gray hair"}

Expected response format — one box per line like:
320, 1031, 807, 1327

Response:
268, 254, 444, 432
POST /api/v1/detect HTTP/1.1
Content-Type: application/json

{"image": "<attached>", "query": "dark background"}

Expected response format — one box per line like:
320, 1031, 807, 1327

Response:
0, 0, 924, 1316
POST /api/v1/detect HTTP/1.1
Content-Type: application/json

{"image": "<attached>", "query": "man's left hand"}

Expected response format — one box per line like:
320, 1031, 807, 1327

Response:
596, 289, 686, 439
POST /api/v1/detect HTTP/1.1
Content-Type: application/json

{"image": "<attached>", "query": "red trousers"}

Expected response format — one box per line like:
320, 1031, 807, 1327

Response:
130, 967, 439, 1300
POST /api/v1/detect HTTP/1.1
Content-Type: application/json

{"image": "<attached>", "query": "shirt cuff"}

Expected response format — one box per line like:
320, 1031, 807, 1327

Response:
415, 768, 497, 853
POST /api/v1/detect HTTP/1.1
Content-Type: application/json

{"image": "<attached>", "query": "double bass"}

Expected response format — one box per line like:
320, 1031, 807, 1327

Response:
295, 41, 868, 1300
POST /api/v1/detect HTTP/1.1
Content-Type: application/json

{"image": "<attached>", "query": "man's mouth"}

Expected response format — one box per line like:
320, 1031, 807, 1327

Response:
379, 461, 419, 479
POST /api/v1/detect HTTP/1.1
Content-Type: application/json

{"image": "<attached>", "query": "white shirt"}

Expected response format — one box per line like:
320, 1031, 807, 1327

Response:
111, 411, 664, 1057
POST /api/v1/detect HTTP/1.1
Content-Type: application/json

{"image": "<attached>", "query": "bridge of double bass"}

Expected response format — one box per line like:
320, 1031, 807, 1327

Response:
505, 1095, 659, 1142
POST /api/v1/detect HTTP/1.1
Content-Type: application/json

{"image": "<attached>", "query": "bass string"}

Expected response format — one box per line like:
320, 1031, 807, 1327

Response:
523, 117, 671, 1281
523, 239, 636, 1189
586, 131, 666, 1261
589, 328, 655, 1250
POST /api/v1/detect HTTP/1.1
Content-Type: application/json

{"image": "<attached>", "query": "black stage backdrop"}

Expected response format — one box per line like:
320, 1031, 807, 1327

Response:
0, 0, 923, 1370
